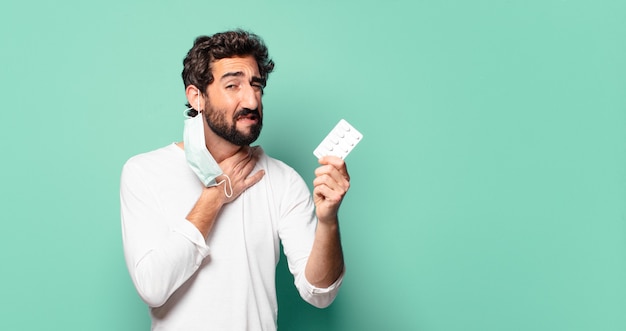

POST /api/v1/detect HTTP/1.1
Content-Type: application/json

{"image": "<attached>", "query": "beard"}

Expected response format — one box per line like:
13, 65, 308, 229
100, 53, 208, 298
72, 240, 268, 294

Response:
204, 103, 263, 146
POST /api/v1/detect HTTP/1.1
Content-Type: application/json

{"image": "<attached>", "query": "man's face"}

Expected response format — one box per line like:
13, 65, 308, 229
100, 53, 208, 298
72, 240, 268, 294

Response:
203, 55, 264, 146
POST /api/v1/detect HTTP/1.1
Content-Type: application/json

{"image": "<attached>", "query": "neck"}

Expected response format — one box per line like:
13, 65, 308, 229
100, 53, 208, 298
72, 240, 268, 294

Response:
204, 137, 243, 163
176, 140, 242, 164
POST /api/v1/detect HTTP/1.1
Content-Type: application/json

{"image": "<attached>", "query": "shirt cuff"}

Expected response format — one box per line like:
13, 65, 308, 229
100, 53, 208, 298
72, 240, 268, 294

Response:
172, 218, 211, 258
303, 266, 346, 294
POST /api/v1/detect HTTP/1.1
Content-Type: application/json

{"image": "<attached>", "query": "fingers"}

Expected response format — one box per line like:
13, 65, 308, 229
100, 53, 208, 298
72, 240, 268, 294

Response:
245, 169, 265, 188
237, 151, 258, 177
314, 156, 350, 192
233, 147, 255, 168
313, 177, 350, 208
313, 167, 349, 223
313, 156, 351, 214
218, 147, 265, 202
318, 155, 344, 167
313, 182, 345, 203
221, 146, 260, 177
317, 156, 350, 182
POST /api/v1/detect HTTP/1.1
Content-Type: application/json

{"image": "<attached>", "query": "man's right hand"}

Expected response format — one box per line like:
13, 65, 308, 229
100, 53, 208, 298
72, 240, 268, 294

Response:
186, 146, 265, 238
217, 145, 265, 204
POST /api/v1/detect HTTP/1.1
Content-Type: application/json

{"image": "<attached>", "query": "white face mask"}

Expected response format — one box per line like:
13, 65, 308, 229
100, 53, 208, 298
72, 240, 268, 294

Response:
182, 89, 233, 197
183, 111, 223, 187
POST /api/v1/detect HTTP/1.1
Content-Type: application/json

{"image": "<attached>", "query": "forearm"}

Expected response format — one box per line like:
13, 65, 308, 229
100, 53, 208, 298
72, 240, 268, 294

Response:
304, 219, 345, 288
186, 186, 225, 238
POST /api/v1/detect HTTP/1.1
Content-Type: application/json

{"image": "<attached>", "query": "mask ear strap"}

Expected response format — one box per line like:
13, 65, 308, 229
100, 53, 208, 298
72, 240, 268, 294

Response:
197, 88, 201, 113
183, 87, 202, 118
183, 107, 194, 118
216, 175, 233, 198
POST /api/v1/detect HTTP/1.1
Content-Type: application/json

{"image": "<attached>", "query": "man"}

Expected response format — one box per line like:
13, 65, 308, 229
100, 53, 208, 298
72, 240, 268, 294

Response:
120, 30, 349, 330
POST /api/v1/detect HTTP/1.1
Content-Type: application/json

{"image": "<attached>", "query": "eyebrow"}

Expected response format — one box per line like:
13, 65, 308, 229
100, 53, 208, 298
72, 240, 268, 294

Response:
221, 71, 266, 86
221, 71, 245, 80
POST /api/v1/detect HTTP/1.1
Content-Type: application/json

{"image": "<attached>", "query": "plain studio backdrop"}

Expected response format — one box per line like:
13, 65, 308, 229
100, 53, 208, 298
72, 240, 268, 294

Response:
1, 0, 624, 330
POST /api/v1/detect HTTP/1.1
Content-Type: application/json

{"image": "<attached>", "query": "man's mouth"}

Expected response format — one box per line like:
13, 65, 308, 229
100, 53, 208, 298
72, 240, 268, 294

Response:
238, 113, 258, 121
235, 109, 261, 122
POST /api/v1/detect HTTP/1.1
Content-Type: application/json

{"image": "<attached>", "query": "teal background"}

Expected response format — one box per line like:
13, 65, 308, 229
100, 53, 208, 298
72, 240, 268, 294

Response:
1, 0, 625, 330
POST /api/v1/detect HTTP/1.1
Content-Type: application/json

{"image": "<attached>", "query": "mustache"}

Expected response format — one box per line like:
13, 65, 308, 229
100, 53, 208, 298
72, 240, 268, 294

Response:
234, 108, 261, 120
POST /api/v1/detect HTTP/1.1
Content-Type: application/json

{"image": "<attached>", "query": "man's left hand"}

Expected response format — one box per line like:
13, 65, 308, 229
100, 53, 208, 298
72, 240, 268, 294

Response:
313, 156, 350, 223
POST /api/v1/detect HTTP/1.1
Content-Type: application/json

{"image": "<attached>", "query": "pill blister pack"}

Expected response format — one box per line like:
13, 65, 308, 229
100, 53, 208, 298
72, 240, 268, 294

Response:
313, 119, 363, 159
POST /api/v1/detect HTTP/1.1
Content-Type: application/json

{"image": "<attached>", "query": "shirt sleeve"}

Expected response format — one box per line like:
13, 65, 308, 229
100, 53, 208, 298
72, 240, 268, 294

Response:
277, 170, 344, 308
297, 267, 345, 308
120, 158, 210, 307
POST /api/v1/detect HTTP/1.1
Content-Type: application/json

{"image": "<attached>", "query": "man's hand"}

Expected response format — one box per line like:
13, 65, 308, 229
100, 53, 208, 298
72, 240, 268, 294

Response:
187, 146, 265, 238
216, 146, 265, 204
313, 156, 350, 223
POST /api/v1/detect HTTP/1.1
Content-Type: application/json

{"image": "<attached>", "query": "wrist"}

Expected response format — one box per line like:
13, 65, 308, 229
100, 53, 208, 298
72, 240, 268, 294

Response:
316, 208, 339, 224
316, 216, 339, 230
201, 185, 227, 207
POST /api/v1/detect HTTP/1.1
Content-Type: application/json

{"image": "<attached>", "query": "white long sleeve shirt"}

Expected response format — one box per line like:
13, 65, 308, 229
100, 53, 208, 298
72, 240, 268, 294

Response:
120, 143, 343, 330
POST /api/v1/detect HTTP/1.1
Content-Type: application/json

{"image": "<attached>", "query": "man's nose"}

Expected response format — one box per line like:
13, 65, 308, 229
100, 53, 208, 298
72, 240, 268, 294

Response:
240, 84, 259, 110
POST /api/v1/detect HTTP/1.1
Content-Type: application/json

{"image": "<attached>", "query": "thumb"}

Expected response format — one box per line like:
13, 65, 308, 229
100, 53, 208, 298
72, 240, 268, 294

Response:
244, 170, 265, 189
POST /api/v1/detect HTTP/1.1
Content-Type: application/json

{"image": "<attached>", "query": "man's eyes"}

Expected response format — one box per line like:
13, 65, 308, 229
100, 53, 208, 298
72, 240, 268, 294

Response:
224, 82, 263, 92
224, 81, 239, 89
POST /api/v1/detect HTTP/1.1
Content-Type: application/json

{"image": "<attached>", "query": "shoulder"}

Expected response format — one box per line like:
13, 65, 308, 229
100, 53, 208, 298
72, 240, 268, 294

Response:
122, 143, 185, 180
256, 147, 310, 195
124, 143, 181, 167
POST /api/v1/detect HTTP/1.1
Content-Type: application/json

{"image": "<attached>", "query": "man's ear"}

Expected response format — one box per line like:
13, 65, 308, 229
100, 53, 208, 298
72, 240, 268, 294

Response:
185, 85, 203, 111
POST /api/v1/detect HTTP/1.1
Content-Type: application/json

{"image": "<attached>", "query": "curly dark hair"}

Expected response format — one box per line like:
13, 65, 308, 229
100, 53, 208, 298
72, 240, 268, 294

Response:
182, 30, 275, 109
